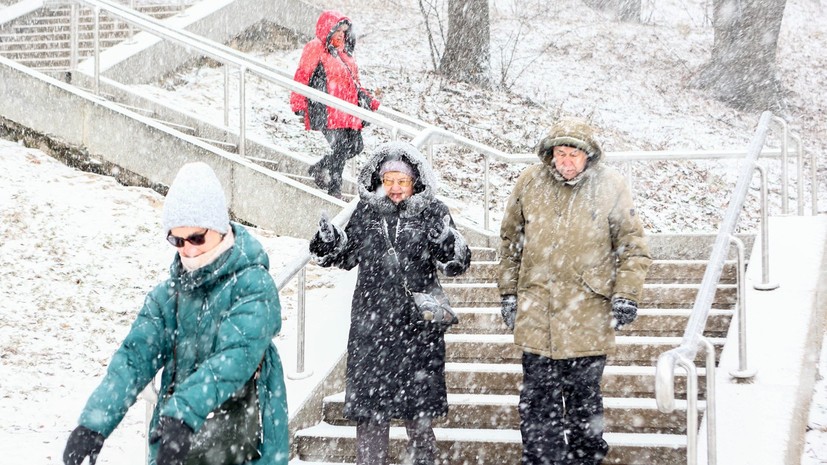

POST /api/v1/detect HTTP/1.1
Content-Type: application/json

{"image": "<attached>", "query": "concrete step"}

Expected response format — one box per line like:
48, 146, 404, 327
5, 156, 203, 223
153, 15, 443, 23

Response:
294, 423, 687, 464
0, 30, 131, 41
468, 247, 497, 261
452, 306, 732, 337
0, 41, 126, 56
321, 392, 694, 434
26, 4, 184, 19
442, 282, 737, 309
445, 362, 707, 398
443, 259, 738, 285
10, 20, 133, 33
443, 334, 724, 366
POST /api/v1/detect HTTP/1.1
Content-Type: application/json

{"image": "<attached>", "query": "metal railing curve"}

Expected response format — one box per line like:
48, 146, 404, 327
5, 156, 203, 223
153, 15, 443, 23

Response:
654, 111, 775, 465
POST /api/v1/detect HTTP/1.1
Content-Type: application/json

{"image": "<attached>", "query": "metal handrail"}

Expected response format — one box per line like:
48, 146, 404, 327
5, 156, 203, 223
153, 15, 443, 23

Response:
655, 111, 775, 465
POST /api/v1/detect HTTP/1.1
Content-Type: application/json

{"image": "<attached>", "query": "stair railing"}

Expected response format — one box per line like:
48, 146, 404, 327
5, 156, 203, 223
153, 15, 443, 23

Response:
655, 111, 775, 465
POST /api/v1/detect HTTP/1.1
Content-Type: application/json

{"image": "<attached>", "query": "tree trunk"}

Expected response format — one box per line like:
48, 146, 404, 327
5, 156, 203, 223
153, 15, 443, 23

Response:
438, 0, 490, 86
582, 0, 641, 22
617, 0, 641, 22
692, 0, 788, 111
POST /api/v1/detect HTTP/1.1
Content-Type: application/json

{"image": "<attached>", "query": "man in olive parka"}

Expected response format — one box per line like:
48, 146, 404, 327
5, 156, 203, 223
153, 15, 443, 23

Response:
498, 118, 651, 465
63, 162, 288, 465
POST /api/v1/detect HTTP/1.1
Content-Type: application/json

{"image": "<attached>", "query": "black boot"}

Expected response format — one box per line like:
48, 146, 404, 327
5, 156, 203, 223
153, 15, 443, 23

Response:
308, 162, 329, 190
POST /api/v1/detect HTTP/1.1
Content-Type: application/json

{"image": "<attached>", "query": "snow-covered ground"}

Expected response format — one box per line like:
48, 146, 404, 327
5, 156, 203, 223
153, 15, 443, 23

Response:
1, 0, 826, 463
0, 139, 357, 463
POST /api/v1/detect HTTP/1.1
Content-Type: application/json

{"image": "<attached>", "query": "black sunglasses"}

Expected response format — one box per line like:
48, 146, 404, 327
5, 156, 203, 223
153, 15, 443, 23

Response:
167, 229, 209, 248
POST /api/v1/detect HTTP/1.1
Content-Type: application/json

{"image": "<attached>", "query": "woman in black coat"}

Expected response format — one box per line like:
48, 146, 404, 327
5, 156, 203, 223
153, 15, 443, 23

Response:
309, 142, 471, 465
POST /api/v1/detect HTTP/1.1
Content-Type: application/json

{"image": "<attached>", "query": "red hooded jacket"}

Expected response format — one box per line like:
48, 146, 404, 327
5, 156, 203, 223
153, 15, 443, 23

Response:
290, 10, 380, 131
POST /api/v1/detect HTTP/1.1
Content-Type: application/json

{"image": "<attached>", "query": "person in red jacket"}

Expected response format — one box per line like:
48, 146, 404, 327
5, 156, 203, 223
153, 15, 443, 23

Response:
290, 10, 380, 199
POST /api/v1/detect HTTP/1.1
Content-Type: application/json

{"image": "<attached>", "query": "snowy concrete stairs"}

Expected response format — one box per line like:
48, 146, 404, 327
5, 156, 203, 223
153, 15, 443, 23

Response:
290, 237, 738, 464
0, 2, 186, 71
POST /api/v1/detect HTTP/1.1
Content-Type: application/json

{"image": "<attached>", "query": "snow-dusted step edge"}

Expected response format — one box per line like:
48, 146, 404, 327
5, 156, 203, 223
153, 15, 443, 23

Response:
443, 333, 726, 346
446, 362, 706, 376
294, 422, 687, 447
322, 391, 699, 411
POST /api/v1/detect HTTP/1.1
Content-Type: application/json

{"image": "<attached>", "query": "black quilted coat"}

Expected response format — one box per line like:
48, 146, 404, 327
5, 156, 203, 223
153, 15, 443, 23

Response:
309, 142, 471, 422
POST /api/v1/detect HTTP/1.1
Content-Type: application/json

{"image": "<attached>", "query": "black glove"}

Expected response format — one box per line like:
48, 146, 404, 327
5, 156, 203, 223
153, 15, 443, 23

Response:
294, 110, 305, 117
427, 214, 452, 244
318, 211, 337, 243
149, 416, 193, 465
310, 212, 342, 257
612, 298, 638, 329
64, 425, 105, 465
501, 295, 517, 330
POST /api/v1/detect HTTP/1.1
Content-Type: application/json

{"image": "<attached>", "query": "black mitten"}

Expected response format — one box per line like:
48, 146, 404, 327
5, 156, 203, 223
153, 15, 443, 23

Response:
310, 211, 343, 258
501, 295, 517, 330
150, 416, 193, 465
64, 425, 105, 465
427, 214, 452, 244
612, 298, 638, 329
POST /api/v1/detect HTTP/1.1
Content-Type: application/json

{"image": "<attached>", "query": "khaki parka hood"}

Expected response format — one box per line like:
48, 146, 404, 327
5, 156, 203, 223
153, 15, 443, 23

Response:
537, 117, 604, 184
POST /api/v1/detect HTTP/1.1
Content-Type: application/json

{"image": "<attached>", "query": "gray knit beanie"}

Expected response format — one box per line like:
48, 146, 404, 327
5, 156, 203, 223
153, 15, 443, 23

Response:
162, 162, 230, 234
379, 160, 416, 179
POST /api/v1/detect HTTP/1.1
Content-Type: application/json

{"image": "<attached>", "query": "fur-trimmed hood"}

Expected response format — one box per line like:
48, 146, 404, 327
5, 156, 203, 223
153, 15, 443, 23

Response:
357, 142, 439, 218
536, 117, 604, 185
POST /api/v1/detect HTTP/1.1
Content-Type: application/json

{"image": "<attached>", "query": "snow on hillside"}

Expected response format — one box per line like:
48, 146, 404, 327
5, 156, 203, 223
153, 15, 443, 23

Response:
134, 0, 826, 233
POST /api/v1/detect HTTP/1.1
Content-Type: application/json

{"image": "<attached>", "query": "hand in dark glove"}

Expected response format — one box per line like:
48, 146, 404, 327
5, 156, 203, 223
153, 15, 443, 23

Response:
294, 110, 305, 117
612, 298, 638, 329
64, 425, 105, 465
318, 211, 337, 243
427, 214, 452, 244
501, 295, 517, 331
149, 416, 193, 465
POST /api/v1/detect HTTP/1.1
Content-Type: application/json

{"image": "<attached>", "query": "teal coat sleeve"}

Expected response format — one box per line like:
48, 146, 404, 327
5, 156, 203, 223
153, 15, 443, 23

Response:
78, 285, 173, 437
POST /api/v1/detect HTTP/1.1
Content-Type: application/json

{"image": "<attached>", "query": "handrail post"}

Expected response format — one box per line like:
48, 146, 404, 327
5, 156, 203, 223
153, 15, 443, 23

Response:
810, 136, 818, 216
69, 3, 79, 71
127, 0, 135, 41
238, 66, 247, 157
287, 267, 312, 380
772, 116, 789, 214
139, 381, 158, 465
484, 154, 491, 231
701, 337, 717, 465
679, 357, 699, 465
93, 6, 100, 95
223, 66, 230, 128
753, 165, 779, 291
791, 133, 804, 216
728, 236, 756, 379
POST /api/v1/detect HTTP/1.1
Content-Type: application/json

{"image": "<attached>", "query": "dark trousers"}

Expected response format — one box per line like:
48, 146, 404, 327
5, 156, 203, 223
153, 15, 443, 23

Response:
519, 352, 609, 465
356, 417, 437, 465
314, 128, 363, 196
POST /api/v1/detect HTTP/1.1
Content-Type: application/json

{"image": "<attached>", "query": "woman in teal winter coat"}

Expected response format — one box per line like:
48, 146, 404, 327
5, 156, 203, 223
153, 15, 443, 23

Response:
63, 162, 289, 465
